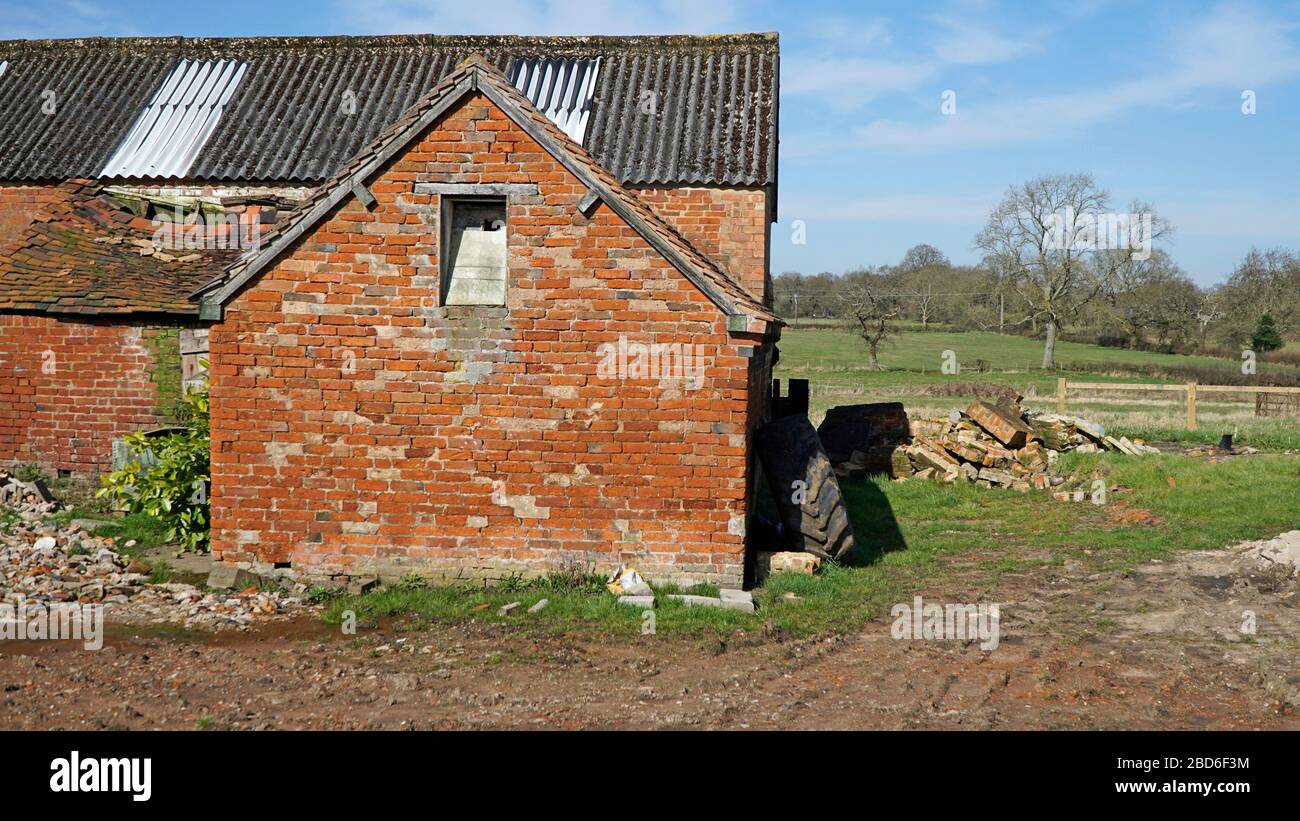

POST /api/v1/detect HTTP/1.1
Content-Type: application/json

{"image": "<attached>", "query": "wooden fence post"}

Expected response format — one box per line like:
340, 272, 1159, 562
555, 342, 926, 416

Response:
1187, 382, 1197, 431
1057, 377, 1067, 415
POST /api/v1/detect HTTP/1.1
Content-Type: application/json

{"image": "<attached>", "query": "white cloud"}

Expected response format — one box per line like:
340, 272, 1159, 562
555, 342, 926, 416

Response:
1167, 193, 1300, 240
783, 1, 1069, 111
783, 56, 937, 111
798, 15, 894, 52
927, 14, 1051, 65
850, 2, 1300, 151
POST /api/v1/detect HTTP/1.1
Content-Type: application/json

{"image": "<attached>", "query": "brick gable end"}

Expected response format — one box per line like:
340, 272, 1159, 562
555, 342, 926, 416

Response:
208, 93, 764, 586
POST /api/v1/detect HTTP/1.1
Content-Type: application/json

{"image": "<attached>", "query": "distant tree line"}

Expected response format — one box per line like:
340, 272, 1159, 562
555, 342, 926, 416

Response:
775, 173, 1300, 369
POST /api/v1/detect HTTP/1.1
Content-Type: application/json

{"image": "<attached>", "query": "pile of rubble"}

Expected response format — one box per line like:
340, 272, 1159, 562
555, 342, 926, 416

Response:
0, 469, 59, 516
2, 501, 306, 631
830, 397, 1159, 493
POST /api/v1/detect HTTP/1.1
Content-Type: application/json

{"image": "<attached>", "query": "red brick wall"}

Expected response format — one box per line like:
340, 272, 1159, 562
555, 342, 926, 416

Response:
0, 184, 68, 251
0, 314, 182, 475
630, 186, 771, 307
208, 93, 763, 587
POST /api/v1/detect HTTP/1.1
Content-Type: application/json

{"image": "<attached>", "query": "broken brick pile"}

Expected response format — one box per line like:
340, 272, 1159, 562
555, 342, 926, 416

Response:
0, 480, 307, 631
831, 398, 1159, 493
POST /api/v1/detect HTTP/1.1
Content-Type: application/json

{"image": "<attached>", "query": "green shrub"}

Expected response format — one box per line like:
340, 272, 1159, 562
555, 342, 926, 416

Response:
98, 379, 210, 552
1251, 314, 1284, 353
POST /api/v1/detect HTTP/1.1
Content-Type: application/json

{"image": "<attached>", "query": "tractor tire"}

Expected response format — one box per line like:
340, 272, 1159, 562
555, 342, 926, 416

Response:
755, 414, 856, 562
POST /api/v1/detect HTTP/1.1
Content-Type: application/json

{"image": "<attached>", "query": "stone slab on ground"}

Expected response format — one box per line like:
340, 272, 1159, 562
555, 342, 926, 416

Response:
207, 565, 263, 591
617, 595, 656, 608
666, 593, 755, 613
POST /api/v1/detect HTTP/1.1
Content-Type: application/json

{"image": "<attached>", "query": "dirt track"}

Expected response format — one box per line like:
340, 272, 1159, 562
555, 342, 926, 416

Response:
2, 540, 1297, 730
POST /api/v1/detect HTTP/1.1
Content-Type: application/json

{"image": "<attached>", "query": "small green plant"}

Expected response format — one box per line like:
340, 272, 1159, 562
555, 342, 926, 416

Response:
1251, 314, 1284, 353
0, 507, 19, 534
395, 574, 429, 591
146, 561, 174, 585
98, 378, 210, 552
497, 572, 530, 593
306, 585, 344, 604
15, 463, 51, 484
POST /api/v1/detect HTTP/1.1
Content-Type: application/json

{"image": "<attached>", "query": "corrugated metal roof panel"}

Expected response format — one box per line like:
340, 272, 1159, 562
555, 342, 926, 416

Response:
585, 48, 777, 186
0, 34, 779, 189
0, 40, 176, 181
99, 58, 248, 178
509, 57, 599, 143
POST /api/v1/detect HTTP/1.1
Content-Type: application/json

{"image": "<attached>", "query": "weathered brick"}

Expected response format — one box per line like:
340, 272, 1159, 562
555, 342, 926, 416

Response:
207, 92, 772, 587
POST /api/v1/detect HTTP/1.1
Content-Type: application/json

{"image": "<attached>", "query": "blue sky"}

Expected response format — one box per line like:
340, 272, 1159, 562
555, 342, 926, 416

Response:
5, 0, 1299, 285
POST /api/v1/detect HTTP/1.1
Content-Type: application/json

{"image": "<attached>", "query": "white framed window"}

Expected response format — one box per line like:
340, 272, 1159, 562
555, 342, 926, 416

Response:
441, 197, 507, 306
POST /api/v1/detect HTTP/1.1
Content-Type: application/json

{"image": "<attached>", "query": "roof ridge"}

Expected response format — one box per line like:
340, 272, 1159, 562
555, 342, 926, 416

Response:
0, 33, 778, 54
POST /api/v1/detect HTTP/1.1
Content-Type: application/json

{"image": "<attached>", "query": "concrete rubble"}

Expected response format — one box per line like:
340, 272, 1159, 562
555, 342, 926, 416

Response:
1, 493, 308, 631
757, 551, 822, 577
607, 565, 757, 612
1245, 531, 1300, 574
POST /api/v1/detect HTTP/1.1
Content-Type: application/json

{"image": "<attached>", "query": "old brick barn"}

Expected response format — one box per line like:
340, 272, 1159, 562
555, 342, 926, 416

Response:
0, 34, 787, 588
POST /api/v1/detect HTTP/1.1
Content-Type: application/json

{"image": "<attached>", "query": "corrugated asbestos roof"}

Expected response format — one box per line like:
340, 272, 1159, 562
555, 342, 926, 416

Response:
0, 34, 778, 190
201, 55, 777, 325
0, 41, 176, 180
99, 59, 248, 178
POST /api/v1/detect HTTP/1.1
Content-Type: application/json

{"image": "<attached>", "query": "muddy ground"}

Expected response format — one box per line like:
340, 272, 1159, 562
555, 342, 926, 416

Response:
2, 539, 1297, 730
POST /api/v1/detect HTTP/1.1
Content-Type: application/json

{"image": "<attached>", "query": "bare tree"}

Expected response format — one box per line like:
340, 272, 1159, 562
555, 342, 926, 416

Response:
898, 243, 949, 272
841, 274, 901, 370
897, 244, 950, 330
1107, 249, 1199, 351
1213, 248, 1300, 345
974, 173, 1170, 368
1195, 293, 1221, 352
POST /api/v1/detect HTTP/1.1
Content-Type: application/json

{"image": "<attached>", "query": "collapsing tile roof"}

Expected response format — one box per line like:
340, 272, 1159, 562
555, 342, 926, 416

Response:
0, 34, 779, 192
0, 180, 238, 315
195, 55, 777, 328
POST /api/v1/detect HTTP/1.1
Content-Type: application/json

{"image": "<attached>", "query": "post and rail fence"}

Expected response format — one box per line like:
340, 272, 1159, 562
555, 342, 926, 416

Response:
1055, 378, 1300, 431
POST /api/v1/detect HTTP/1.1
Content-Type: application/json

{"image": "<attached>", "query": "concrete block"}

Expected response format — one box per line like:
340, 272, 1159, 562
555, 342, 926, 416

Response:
347, 576, 380, 595
207, 565, 262, 591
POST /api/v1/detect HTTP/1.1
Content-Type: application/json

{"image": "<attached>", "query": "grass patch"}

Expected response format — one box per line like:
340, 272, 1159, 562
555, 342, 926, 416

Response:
65, 512, 172, 557
321, 454, 1300, 643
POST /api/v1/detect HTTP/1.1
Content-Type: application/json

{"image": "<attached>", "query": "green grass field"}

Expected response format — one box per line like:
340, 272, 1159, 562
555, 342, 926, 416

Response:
324, 454, 1300, 640
780, 324, 1244, 375
775, 326, 1300, 450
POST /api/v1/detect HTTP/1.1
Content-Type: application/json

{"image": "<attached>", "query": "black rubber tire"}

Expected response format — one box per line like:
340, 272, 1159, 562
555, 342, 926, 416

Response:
755, 414, 856, 561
